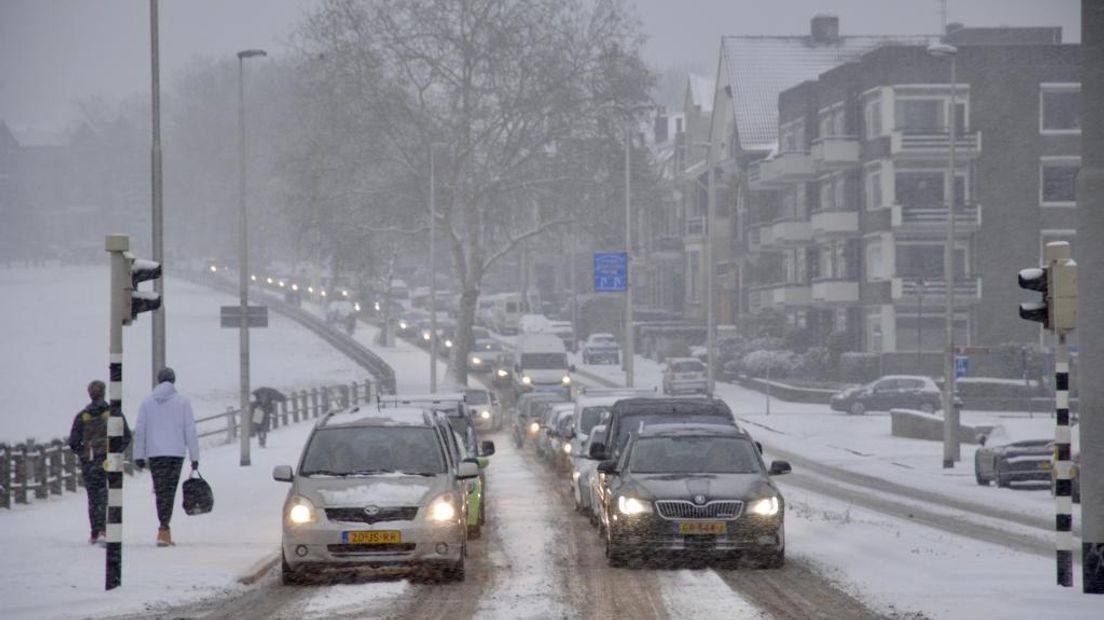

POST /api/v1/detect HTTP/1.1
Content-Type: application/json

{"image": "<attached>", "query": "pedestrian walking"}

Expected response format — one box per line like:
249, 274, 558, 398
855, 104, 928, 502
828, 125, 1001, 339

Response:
132, 367, 199, 547
68, 379, 131, 545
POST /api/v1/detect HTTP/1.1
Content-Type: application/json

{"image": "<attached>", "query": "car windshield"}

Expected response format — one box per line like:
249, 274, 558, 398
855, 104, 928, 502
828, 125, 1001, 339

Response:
612, 413, 732, 454
300, 427, 445, 475
592, 336, 616, 345
465, 390, 490, 405
628, 436, 760, 474
671, 360, 705, 372
579, 406, 610, 434
521, 353, 567, 369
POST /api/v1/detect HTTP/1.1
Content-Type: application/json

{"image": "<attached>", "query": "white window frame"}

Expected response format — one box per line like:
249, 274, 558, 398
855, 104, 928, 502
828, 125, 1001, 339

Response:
1039, 83, 1081, 135
1039, 156, 1080, 208
893, 240, 970, 279
864, 99, 882, 140
892, 87, 971, 134
865, 238, 885, 281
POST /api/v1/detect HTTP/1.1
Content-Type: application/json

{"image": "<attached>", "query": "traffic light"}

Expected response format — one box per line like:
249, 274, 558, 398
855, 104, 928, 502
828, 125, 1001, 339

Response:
124, 254, 162, 325
1018, 241, 1076, 334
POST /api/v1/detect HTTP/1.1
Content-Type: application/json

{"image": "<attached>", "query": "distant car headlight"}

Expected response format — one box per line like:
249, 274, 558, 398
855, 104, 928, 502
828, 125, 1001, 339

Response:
480, 410, 491, 420
617, 495, 652, 515
287, 496, 317, 524
529, 422, 540, 434
399, 321, 408, 330
422, 331, 432, 341
209, 265, 218, 273
445, 339, 453, 348
563, 443, 573, 454
497, 369, 509, 378
374, 301, 381, 311
522, 375, 532, 385
471, 356, 482, 365
749, 496, 780, 516
427, 494, 458, 522
353, 302, 361, 312
562, 375, 572, 385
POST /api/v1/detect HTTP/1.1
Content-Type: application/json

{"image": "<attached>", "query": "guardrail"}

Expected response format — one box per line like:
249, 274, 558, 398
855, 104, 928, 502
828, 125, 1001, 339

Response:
1, 378, 374, 511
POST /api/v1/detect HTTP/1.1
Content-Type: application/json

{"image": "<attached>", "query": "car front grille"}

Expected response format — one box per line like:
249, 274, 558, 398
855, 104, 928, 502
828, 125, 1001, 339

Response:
327, 543, 417, 556
655, 500, 743, 520
325, 506, 420, 523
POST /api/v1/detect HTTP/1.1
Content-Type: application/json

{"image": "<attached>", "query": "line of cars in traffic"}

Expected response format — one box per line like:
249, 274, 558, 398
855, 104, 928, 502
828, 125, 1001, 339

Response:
272, 390, 498, 584
511, 386, 792, 568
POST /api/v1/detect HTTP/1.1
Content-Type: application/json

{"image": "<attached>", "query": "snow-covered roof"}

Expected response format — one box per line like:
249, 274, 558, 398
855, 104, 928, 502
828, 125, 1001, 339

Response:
721, 33, 933, 152
687, 73, 715, 113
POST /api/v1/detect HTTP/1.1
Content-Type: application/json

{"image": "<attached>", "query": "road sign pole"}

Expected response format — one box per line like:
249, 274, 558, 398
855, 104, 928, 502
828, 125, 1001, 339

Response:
1055, 332, 1074, 587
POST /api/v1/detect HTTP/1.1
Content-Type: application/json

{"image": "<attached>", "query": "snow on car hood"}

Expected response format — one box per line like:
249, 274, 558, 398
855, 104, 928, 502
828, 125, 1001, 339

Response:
303, 476, 442, 507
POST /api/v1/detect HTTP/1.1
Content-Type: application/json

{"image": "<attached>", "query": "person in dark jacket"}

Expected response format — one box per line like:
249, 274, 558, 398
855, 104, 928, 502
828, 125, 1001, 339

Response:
133, 367, 200, 547
68, 379, 131, 545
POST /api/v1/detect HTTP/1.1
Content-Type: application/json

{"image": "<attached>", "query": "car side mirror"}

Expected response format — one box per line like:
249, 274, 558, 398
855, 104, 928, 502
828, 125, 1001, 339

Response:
596, 460, 619, 475
272, 465, 294, 482
481, 440, 496, 456
978, 434, 987, 447
769, 460, 792, 476
588, 442, 608, 460
457, 461, 480, 479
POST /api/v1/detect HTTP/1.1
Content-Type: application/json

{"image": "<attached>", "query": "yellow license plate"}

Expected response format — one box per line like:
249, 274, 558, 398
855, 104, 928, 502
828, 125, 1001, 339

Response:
678, 521, 726, 535
344, 530, 401, 544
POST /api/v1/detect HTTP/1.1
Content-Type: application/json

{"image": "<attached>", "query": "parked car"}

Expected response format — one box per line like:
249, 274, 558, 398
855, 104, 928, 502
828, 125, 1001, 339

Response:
829, 375, 942, 415
595, 422, 790, 568
581, 333, 621, 365
975, 422, 1053, 488
468, 339, 504, 373
272, 405, 480, 584
661, 357, 709, 395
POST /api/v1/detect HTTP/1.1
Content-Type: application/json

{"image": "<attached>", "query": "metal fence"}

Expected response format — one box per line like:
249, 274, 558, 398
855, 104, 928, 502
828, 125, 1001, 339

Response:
0, 378, 374, 511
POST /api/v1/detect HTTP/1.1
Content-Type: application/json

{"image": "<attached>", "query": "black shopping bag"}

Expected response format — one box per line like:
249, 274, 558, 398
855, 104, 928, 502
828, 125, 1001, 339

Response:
182, 470, 214, 515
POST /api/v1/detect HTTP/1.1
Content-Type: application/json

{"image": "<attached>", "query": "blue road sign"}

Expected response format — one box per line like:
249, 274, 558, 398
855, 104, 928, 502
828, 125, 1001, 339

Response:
954, 355, 969, 378
593, 252, 627, 292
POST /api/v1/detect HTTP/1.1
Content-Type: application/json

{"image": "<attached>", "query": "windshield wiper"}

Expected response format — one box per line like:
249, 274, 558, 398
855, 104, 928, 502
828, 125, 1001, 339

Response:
398, 471, 439, 477
303, 469, 345, 476
348, 468, 396, 476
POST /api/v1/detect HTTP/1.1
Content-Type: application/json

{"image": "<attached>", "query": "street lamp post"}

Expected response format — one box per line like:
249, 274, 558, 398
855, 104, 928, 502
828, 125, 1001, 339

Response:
928, 42, 959, 468
429, 143, 441, 393
149, 0, 165, 386
623, 125, 634, 387
236, 48, 266, 467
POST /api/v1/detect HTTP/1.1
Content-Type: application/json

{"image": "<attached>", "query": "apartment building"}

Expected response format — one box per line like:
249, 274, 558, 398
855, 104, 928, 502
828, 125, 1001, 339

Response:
742, 25, 1078, 367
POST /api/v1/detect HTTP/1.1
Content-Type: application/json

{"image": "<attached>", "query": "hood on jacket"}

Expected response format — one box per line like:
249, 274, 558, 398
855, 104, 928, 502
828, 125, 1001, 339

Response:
152, 381, 177, 403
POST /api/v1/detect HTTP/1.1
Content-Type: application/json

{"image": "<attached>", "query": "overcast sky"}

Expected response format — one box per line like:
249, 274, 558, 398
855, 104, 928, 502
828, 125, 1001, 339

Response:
0, 0, 1081, 140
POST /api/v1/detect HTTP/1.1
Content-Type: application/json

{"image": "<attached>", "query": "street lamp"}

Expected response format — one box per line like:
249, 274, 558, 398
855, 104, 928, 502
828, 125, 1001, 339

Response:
149, 0, 165, 386
689, 141, 717, 396
428, 142, 447, 393
236, 47, 266, 467
927, 41, 959, 468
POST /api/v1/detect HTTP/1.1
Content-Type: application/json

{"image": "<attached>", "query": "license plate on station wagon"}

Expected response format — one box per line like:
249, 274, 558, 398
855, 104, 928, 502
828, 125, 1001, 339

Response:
677, 521, 726, 535
343, 530, 401, 544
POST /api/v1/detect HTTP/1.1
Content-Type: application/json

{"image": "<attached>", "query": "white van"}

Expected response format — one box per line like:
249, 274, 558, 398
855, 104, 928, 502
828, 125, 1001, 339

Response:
490, 293, 528, 335
512, 333, 574, 398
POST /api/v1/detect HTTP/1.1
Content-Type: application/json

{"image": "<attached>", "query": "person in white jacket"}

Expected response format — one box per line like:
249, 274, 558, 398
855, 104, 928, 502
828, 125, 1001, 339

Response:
133, 367, 199, 547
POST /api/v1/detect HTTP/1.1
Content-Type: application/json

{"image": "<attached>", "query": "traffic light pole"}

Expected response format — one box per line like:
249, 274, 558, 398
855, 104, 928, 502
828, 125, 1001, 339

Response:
105, 235, 129, 590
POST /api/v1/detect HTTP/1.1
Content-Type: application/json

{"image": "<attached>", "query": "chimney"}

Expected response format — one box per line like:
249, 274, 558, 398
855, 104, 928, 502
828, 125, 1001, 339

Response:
654, 105, 668, 144
810, 14, 840, 44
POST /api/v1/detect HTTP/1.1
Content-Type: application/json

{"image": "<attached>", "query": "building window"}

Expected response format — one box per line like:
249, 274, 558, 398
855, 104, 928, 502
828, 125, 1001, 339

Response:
865, 167, 883, 209
1040, 159, 1080, 206
895, 99, 942, 135
819, 176, 834, 211
895, 244, 967, 278
866, 241, 884, 281
1040, 84, 1081, 133
895, 171, 943, 208
865, 100, 882, 139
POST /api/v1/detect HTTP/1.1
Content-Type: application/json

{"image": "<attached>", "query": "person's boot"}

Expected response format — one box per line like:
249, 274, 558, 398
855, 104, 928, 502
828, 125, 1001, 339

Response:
157, 526, 173, 547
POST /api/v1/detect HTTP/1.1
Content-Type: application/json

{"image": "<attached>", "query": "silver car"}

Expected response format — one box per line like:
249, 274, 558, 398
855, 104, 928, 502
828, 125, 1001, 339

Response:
273, 406, 480, 584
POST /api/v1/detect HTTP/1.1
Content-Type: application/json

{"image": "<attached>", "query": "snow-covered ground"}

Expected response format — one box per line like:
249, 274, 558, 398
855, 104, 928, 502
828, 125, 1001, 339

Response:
2, 265, 1101, 619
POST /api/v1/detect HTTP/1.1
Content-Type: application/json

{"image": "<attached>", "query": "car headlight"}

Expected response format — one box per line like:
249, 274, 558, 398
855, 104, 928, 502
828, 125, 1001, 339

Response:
480, 410, 491, 420
471, 356, 482, 365
522, 375, 532, 385
572, 470, 581, 481
562, 375, 572, 385
497, 369, 509, 377
445, 339, 453, 348
427, 494, 458, 522
287, 496, 317, 524
529, 421, 540, 434
617, 495, 652, 515
749, 496, 780, 517
422, 332, 432, 341
399, 321, 408, 330
563, 443, 573, 454
374, 301, 381, 311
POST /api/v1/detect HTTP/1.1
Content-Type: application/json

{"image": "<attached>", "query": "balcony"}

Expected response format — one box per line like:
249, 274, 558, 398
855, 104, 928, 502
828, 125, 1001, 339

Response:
892, 277, 982, 304
891, 204, 981, 232
811, 278, 859, 304
810, 209, 859, 236
765, 218, 812, 246
888, 129, 981, 160
811, 136, 860, 170
750, 282, 811, 308
748, 151, 814, 190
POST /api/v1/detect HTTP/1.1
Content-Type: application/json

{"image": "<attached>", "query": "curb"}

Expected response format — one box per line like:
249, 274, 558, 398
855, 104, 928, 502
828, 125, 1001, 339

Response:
237, 551, 280, 585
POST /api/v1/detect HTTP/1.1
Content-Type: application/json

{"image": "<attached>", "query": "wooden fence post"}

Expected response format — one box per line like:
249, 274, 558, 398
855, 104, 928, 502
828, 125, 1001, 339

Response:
321, 387, 331, 414
351, 381, 359, 404
63, 446, 77, 493
14, 443, 30, 504
0, 443, 10, 509
291, 392, 301, 423
33, 442, 48, 500
225, 406, 238, 444
299, 390, 309, 420
48, 440, 63, 496
310, 388, 320, 417
280, 399, 289, 426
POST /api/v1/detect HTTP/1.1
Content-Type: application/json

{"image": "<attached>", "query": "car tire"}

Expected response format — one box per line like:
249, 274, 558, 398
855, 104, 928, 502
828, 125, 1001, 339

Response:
467, 523, 482, 539
974, 455, 989, 486
281, 552, 309, 586
919, 401, 936, 414
848, 401, 865, 416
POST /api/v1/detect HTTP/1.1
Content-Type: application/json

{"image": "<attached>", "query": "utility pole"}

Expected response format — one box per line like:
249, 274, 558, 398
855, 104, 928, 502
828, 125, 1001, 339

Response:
149, 0, 165, 386
623, 124, 634, 387
1077, 0, 1104, 594
429, 144, 438, 393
